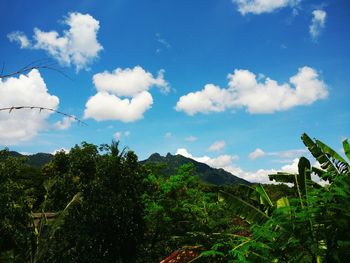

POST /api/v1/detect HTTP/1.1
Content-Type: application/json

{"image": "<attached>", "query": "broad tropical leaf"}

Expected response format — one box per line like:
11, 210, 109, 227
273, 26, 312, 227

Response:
297, 157, 311, 198
302, 133, 343, 181
343, 139, 350, 161
218, 191, 269, 224
268, 172, 295, 184
276, 197, 290, 208
255, 184, 273, 214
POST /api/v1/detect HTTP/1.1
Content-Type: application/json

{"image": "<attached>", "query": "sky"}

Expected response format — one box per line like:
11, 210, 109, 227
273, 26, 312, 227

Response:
1, 0, 349, 183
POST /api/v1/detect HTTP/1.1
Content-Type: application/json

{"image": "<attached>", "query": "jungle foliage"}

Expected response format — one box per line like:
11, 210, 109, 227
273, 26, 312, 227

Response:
0, 133, 349, 263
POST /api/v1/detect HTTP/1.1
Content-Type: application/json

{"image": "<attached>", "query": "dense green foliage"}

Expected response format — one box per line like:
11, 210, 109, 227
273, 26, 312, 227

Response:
1, 134, 349, 262
141, 152, 250, 185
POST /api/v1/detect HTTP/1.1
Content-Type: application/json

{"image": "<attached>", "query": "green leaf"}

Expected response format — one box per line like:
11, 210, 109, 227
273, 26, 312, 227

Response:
316, 139, 347, 164
297, 157, 311, 198
269, 172, 295, 184
255, 184, 273, 210
276, 197, 290, 208
343, 139, 350, 161
218, 191, 269, 224
302, 133, 340, 180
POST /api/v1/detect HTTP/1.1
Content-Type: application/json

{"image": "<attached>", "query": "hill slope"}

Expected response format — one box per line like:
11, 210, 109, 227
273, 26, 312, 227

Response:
141, 153, 251, 185
7, 151, 53, 167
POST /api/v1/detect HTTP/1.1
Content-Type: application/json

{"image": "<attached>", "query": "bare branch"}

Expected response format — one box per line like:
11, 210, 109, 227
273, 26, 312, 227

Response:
0, 59, 73, 80
0, 106, 87, 126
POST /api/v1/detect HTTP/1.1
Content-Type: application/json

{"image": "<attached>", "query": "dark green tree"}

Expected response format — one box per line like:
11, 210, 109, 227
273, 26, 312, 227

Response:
0, 149, 34, 262
36, 142, 146, 263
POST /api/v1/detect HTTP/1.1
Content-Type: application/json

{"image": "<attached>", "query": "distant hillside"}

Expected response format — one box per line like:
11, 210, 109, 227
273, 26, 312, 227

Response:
8, 151, 53, 167
4, 150, 250, 185
141, 152, 251, 186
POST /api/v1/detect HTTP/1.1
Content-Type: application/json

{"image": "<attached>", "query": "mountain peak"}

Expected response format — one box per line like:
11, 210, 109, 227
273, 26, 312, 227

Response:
141, 152, 250, 186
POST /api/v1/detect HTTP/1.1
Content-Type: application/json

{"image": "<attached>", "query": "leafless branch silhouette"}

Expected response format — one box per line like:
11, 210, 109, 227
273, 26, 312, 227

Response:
0, 60, 86, 126
0, 58, 72, 80
0, 106, 87, 126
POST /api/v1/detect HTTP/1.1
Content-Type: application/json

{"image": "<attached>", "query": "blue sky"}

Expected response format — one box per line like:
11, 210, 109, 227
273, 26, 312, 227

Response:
1, 0, 349, 182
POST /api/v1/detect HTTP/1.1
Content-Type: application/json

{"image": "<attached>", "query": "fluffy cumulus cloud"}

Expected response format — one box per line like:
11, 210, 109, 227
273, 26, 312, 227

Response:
93, 66, 169, 96
7, 31, 31, 48
176, 66, 328, 115
249, 148, 266, 160
8, 12, 103, 71
208, 140, 226, 152
84, 66, 169, 122
175, 84, 234, 115
232, 0, 300, 15
0, 69, 59, 145
84, 91, 153, 122
176, 148, 239, 168
309, 9, 327, 41
54, 116, 76, 130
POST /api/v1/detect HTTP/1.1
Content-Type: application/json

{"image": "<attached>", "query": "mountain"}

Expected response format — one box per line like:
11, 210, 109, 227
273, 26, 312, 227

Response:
7, 151, 53, 167
3, 150, 251, 186
141, 152, 251, 186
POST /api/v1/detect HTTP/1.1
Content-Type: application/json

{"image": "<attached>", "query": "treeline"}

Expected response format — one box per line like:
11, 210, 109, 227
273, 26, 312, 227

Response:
0, 134, 349, 262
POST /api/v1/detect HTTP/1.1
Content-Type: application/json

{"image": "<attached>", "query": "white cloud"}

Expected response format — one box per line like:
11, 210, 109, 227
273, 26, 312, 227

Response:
280, 158, 299, 173
176, 147, 274, 183
232, 0, 300, 15
175, 84, 234, 115
0, 69, 59, 145
84, 91, 153, 122
208, 140, 226, 152
175, 148, 326, 184
85, 66, 169, 122
7, 31, 31, 48
176, 148, 239, 168
271, 149, 308, 158
8, 12, 103, 71
185, 136, 198, 142
54, 116, 76, 130
309, 9, 326, 41
164, 132, 172, 139
249, 148, 266, 159
93, 66, 169, 96
52, 148, 70, 154
124, 131, 130, 137
249, 148, 307, 160
176, 66, 328, 115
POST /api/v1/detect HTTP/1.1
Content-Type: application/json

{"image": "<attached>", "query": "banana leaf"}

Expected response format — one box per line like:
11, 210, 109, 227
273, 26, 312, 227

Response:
343, 139, 350, 161
276, 197, 290, 208
297, 157, 311, 198
255, 184, 273, 215
218, 190, 269, 224
302, 133, 341, 180
269, 172, 295, 184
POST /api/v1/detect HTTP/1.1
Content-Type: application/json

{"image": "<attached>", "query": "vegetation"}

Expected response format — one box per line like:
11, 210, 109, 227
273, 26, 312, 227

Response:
0, 133, 349, 262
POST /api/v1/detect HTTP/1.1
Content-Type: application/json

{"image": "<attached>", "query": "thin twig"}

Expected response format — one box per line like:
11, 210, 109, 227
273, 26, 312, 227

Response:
0, 106, 87, 126
0, 59, 73, 81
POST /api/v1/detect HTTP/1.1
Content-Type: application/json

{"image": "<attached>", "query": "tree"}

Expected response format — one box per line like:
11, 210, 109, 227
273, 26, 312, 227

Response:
0, 149, 34, 262
36, 142, 146, 263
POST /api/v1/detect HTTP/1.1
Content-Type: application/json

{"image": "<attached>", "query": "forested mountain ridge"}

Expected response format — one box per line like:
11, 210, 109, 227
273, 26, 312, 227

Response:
5, 150, 251, 185
141, 152, 251, 185
6, 151, 53, 167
